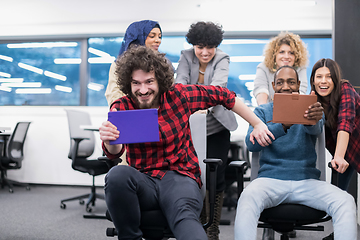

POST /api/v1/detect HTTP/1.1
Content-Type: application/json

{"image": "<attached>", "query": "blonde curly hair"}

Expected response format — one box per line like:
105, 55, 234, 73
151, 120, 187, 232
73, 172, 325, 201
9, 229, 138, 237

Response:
263, 32, 308, 72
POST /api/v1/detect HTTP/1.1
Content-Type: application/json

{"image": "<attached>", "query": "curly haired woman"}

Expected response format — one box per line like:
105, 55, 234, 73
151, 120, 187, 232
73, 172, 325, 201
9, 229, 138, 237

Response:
254, 32, 309, 105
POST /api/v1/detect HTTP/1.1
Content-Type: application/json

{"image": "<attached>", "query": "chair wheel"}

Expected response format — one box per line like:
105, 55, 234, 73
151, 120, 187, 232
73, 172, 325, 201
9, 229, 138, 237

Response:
86, 207, 92, 213
9, 188, 14, 193
79, 199, 85, 205
106, 228, 117, 237
60, 203, 66, 209
26, 186, 31, 191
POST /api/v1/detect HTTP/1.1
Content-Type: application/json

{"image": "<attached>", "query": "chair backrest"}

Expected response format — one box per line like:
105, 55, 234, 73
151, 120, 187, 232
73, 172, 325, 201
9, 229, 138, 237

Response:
250, 129, 326, 181
7, 122, 31, 164
65, 109, 95, 159
189, 113, 207, 196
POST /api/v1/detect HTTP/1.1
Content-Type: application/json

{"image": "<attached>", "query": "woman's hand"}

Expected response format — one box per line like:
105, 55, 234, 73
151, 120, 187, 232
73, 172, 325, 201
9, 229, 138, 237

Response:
331, 156, 349, 174
250, 121, 275, 147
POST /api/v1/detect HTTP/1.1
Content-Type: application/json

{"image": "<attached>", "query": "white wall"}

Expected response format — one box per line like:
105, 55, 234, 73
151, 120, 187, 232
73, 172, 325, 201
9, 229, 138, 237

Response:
2, 106, 108, 186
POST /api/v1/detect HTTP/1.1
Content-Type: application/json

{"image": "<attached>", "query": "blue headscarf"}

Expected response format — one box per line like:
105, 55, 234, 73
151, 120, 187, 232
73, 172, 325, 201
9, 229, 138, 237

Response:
118, 20, 161, 56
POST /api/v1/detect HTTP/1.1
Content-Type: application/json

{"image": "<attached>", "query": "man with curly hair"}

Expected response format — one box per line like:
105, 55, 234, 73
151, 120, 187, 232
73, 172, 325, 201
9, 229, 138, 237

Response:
99, 46, 274, 240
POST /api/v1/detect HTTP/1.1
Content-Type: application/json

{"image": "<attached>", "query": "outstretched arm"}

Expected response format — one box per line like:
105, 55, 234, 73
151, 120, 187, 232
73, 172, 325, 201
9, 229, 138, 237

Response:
231, 97, 275, 147
331, 131, 350, 173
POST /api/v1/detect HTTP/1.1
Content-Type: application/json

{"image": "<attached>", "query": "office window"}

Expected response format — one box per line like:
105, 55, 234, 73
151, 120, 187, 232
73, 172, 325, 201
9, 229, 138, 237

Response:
0, 41, 81, 105
0, 37, 332, 106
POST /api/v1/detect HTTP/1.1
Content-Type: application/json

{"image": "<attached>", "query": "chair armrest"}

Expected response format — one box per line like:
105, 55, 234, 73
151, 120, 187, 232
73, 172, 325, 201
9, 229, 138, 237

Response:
327, 162, 339, 186
202, 158, 222, 229
229, 160, 249, 199
98, 156, 123, 169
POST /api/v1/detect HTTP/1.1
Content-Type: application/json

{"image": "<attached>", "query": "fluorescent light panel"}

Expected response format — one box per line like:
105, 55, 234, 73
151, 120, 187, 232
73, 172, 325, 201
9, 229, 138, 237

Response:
0, 86, 11, 92
88, 47, 112, 57
222, 39, 269, 45
7, 42, 78, 49
87, 82, 104, 91
16, 88, 51, 94
0, 78, 24, 83
54, 58, 82, 64
239, 74, 256, 80
0, 54, 13, 62
55, 85, 72, 93
18, 62, 44, 74
88, 57, 115, 64
1, 82, 41, 87
0, 72, 11, 78
230, 56, 264, 62
44, 71, 67, 81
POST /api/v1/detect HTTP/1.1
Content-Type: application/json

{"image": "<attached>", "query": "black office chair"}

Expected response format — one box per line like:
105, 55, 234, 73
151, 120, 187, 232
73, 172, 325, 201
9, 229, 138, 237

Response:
230, 131, 333, 240
104, 114, 222, 239
60, 109, 110, 213
0, 122, 31, 193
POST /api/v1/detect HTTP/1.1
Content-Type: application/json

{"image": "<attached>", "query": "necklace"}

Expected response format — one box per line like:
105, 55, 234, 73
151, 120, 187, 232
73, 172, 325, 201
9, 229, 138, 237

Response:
199, 69, 205, 75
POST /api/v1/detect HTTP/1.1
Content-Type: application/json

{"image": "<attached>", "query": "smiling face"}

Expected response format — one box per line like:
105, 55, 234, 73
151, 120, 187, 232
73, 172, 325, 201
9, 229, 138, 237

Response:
145, 27, 162, 51
313, 66, 334, 99
275, 44, 295, 68
194, 45, 216, 65
130, 69, 160, 109
272, 66, 300, 94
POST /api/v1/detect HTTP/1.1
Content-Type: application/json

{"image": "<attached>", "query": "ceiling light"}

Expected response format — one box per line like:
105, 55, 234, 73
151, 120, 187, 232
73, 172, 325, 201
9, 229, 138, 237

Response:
88, 47, 112, 57
7, 42, 78, 49
239, 74, 256, 80
16, 88, 51, 94
87, 82, 104, 91
1, 82, 41, 87
18, 62, 44, 74
0, 86, 11, 92
88, 57, 116, 64
44, 71, 67, 81
55, 85, 72, 93
230, 56, 265, 62
0, 54, 13, 62
54, 58, 82, 64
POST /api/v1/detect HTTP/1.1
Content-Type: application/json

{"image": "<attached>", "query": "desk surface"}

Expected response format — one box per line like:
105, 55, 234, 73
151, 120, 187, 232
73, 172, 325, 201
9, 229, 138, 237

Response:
0, 127, 11, 133
79, 125, 99, 131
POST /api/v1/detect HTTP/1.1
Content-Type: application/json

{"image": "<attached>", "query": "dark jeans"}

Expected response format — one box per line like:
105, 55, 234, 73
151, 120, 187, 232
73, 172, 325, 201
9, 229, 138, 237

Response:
206, 129, 231, 192
104, 165, 207, 240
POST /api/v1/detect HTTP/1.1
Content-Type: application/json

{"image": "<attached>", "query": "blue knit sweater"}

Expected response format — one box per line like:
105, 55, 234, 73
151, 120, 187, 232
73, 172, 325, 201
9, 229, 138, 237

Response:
245, 102, 325, 181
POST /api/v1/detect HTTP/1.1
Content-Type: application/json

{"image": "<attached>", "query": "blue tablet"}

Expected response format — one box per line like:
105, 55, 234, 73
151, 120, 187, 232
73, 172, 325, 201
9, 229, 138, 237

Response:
108, 109, 160, 145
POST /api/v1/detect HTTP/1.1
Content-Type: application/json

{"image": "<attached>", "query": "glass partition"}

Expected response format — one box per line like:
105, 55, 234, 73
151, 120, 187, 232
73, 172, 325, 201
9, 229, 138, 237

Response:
0, 36, 332, 106
0, 41, 81, 105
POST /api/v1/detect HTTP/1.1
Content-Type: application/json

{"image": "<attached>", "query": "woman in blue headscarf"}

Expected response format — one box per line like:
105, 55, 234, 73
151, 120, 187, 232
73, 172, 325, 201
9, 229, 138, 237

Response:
105, 20, 162, 105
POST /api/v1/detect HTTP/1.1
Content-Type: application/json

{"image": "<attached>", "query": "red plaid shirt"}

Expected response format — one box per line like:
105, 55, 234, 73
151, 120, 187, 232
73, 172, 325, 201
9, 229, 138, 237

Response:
102, 83, 236, 187
325, 81, 360, 173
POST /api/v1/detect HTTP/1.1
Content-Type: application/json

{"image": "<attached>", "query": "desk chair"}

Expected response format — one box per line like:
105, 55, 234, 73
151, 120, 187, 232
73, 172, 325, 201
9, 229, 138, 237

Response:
230, 130, 333, 240
60, 109, 109, 213
0, 122, 31, 193
105, 114, 222, 239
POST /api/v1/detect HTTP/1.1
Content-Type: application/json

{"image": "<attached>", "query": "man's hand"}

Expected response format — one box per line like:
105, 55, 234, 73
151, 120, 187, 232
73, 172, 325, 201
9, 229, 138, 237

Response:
250, 121, 275, 147
331, 156, 349, 174
304, 91, 323, 122
99, 121, 119, 144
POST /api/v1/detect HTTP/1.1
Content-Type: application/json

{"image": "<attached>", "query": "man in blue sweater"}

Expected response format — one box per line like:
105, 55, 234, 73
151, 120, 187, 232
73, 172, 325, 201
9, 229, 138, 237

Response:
234, 66, 357, 240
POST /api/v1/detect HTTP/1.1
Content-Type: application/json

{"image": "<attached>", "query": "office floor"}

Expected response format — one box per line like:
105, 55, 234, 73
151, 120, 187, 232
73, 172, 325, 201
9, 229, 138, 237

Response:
0, 184, 358, 240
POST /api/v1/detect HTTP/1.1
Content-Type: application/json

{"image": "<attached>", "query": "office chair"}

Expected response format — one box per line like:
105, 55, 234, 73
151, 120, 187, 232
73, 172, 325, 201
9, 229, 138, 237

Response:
60, 109, 109, 213
230, 130, 333, 240
0, 122, 31, 193
104, 114, 222, 239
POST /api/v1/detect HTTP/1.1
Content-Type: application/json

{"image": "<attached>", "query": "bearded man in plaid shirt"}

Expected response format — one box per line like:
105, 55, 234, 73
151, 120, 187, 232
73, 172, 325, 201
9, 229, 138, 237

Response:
99, 46, 273, 240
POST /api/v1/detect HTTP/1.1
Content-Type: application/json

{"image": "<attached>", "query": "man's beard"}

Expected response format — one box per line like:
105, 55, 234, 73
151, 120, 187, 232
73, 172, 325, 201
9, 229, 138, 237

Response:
131, 90, 159, 109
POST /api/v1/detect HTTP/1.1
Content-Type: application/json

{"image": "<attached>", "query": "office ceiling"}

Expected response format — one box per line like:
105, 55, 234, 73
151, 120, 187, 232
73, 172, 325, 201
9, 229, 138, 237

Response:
0, 0, 333, 39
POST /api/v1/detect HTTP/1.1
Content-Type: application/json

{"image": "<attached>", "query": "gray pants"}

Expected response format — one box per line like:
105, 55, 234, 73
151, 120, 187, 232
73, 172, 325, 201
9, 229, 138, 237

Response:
105, 165, 207, 240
